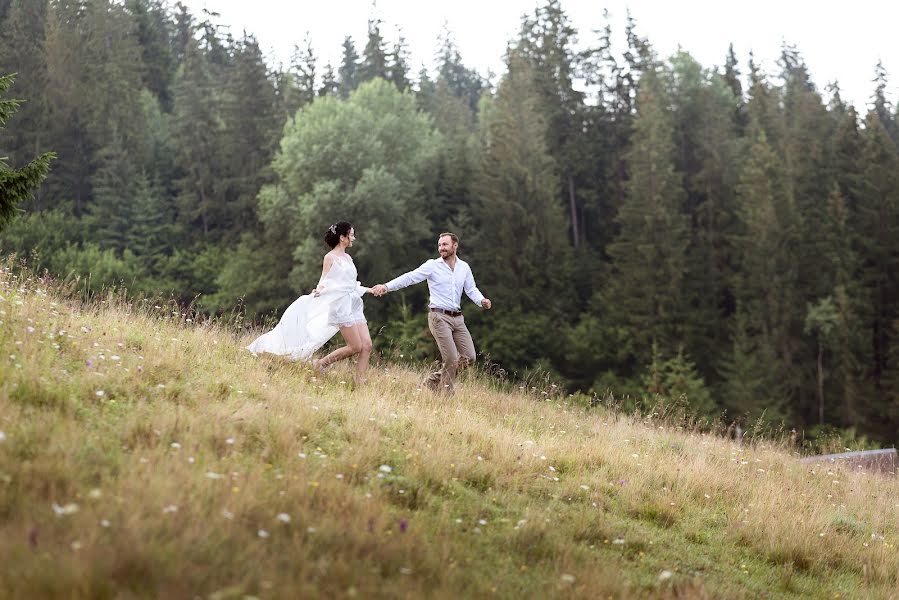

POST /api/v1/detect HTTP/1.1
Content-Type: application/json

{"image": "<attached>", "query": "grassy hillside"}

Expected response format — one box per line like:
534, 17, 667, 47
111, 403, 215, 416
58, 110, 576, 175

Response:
1, 263, 897, 599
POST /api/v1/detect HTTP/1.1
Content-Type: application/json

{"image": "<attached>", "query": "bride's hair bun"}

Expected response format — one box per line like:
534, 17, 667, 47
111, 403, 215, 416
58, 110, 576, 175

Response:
324, 221, 353, 248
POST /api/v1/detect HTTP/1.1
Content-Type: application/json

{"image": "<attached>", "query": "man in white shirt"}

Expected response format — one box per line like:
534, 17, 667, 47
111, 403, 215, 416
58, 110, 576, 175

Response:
371, 232, 491, 393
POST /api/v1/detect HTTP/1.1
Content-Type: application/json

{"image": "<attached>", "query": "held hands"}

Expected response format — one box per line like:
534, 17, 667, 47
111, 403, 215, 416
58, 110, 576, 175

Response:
371, 284, 388, 297
481, 298, 492, 310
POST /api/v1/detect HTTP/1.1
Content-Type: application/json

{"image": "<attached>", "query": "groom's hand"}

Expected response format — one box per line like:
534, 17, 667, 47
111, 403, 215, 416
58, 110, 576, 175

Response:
481, 298, 492, 310
372, 284, 388, 297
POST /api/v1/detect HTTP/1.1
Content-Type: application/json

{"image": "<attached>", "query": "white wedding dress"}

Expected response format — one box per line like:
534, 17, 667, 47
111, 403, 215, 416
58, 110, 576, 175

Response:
246, 255, 368, 361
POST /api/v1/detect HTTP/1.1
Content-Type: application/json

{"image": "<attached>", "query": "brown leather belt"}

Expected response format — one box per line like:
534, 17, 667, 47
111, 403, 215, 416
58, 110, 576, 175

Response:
430, 307, 462, 317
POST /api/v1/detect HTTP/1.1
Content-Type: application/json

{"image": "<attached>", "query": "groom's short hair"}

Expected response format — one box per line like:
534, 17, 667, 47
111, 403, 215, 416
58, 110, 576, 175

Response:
439, 232, 459, 244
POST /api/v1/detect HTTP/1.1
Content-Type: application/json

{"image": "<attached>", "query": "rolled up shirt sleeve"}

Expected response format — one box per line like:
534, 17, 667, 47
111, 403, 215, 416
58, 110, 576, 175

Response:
385, 260, 433, 292
463, 266, 485, 306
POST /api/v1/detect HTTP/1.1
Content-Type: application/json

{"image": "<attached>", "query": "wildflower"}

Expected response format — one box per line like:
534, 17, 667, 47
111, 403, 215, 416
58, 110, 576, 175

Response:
659, 570, 673, 581
276, 513, 291, 523
88, 489, 102, 499
478, 519, 487, 525
378, 465, 392, 474
52, 503, 80, 516
100, 519, 111, 528
399, 519, 408, 533
221, 509, 234, 519
162, 504, 178, 514
95, 390, 105, 398
307, 526, 316, 533
561, 574, 576, 583
258, 529, 270, 538
205, 472, 224, 480
0, 431, 5, 442
170, 442, 181, 450
225, 437, 235, 445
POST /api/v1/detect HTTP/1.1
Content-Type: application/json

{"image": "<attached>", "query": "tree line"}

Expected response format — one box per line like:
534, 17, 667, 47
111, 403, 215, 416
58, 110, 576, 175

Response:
1, 0, 898, 447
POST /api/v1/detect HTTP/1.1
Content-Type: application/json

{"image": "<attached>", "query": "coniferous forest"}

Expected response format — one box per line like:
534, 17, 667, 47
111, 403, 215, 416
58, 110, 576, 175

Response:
1, 0, 898, 448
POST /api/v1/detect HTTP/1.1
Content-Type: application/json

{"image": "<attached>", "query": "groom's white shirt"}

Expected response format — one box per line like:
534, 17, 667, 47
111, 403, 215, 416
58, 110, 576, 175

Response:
385, 257, 485, 311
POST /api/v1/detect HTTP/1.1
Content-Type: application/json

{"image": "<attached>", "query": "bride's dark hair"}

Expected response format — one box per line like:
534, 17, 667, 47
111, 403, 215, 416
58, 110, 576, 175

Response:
324, 221, 353, 248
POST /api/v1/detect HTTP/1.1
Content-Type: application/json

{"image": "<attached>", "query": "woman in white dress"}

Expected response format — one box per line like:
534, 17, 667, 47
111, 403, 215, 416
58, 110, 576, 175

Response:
246, 221, 373, 383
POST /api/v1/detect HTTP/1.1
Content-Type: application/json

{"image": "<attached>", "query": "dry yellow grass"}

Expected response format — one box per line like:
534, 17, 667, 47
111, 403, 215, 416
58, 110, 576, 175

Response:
0, 262, 897, 599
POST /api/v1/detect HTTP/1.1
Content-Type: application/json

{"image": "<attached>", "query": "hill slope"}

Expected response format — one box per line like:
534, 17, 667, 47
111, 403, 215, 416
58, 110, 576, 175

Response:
0, 264, 897, 599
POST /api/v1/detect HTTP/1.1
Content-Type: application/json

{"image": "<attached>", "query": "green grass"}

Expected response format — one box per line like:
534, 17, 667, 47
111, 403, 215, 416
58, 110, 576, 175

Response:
0, 263, 897, 599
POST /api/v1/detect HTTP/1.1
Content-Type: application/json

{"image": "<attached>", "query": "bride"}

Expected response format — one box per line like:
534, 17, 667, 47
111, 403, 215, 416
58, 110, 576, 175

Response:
246, 221, 373, 383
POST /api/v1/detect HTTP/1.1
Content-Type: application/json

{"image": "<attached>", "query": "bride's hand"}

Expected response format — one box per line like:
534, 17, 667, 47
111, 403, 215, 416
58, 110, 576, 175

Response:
311, 286, 323, 297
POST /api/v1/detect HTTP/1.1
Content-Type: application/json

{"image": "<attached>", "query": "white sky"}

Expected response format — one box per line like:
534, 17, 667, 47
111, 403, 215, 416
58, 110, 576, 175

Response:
180, 0, 898, 111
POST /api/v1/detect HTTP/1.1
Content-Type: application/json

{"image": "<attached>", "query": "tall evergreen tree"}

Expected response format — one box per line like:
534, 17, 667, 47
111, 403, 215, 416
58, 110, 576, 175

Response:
855, 112, 899, 400
358, 17, 389, 83
126, 0, 175, 110
171, 40, 221, 237
669, 51, 741, 380
337, 36, 359, 99
516, 0, 587, 247
388, 35, 411, 91
730, 129, 800, 419
472, 52, 573, 314
0, 0, 49, 210
90, 132, 139, 252
601, 64, 688, 369
219, 34, 280, 238
0, 73, 54, 231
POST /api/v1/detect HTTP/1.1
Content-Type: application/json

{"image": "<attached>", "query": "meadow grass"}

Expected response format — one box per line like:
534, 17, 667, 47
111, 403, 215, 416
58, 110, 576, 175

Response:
0, 262, 897, 599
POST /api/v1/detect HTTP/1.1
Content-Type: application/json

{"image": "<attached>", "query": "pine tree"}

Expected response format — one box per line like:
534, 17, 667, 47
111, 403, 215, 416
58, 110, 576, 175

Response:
171, 40, 221, 237
435, 28, 484, 112
0, 73, 54, 231
731, 129, 800, 418
358, 18, 388, 83
722, 43, 748, 132
670, 51, 741, 381
0, 0, 49, 210
871, 61, 898, 145
125, 0, 174, 110
855, 112, 899, 390
337, 36, 359, 99
219, 34, 280, 239
472, 51, 573, 314
90, 132, 139, 253
601, 64, 689, 369
388, 36, 411, 91
318, 62, 338, 97
516, 0, 587, 247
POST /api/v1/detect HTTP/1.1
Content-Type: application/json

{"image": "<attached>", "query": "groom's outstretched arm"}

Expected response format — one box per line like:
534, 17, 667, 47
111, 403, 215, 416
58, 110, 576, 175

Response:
376, 260, 434, 295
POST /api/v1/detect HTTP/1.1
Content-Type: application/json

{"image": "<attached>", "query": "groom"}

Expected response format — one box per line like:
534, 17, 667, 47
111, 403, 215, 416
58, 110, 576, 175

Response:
371, 232, 491, 393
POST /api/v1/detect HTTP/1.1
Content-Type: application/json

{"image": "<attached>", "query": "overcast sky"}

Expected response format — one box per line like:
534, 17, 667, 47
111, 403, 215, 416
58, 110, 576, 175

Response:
179, 0, 898, 111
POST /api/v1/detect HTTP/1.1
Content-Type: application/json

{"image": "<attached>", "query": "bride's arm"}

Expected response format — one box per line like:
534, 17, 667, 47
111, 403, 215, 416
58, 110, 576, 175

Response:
312, 255, 335, 295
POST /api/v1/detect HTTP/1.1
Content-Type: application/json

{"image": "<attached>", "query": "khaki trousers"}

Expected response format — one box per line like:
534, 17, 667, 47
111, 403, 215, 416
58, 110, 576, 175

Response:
425, 311, 476, 393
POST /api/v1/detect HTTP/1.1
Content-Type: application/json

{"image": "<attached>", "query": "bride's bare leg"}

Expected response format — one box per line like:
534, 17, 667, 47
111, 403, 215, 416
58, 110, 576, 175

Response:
316, 325, 362, 370
353, 322, 373, 384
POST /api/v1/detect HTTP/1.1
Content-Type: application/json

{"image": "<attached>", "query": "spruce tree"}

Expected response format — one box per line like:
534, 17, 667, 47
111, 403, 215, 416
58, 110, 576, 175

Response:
337, 37, 359, 99
0, 0, 49, 210
358, 18, 388, 83
0, 74, 54, 231
602, 64, 688, 369
472, 51, 573, 314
